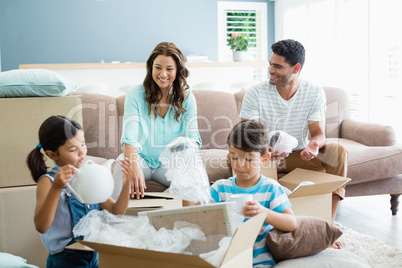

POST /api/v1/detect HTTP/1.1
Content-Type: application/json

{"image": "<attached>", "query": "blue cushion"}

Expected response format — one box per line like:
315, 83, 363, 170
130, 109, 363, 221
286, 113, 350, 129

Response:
0, 252, 39, 268
0, 69, 76, 97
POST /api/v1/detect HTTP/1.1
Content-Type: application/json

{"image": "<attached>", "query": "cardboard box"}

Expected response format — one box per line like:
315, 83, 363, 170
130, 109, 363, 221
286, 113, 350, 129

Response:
248, 161, 350, 222
126, 192, 182, 216
260, 160, 278, 180
0, 95, 83, 188
279, 168, 351, 222
0, 186, 48, 268
72, 204, 268, 268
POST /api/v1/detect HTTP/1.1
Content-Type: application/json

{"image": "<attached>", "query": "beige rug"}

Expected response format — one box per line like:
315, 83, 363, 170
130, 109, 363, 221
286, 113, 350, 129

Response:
335, 222, 402, 268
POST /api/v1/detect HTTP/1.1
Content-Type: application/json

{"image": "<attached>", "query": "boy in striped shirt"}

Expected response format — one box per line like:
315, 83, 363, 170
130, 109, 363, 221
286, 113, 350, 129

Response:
210, 120, 297, 267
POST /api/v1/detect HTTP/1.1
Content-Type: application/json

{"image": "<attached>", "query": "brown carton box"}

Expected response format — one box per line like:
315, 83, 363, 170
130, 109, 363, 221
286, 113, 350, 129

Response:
0, 95, 82, 187
280, 168, 351, 222
126, 192, 182, 216
72, 204, 268, 268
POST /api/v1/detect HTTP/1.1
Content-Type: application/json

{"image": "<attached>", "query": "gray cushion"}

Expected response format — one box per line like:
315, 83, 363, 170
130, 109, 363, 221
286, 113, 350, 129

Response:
266, 216, 342, 262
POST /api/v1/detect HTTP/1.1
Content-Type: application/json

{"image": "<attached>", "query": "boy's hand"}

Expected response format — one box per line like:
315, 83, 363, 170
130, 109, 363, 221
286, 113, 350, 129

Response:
53, 165, 76, 190
242, 200, 267, 217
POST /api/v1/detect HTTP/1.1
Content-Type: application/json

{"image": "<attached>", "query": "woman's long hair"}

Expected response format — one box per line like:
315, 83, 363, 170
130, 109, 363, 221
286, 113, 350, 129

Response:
143, 42, 190, 122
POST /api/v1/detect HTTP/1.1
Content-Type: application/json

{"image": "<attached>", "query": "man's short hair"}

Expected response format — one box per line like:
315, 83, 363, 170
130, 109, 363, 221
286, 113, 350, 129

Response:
271, 39, 305, 69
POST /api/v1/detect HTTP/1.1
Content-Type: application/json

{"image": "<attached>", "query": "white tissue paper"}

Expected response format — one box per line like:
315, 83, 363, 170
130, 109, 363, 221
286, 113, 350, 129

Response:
159, 137, 212, 204
281, 181, 316, 196
199, 237, 232, 267
73, 210, 206, 253
268, 130, 298, 154
73, 209, 235, 265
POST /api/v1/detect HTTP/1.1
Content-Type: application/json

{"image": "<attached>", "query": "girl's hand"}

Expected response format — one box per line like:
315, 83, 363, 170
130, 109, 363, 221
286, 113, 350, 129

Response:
242, 200, 267, 217
119, 158, 132, 188
130, 163, 146, 199
53, 165, 76, 190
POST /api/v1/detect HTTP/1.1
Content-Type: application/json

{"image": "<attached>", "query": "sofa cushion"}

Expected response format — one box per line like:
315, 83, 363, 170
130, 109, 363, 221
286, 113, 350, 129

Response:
201, 149, 231, 184
193, 90, 239, 150
345, 174, 402, 197
323, 87, 351, 139
0, 69, 76, 97
73, 92, 120, 160
266, 216, 342, 262
329, 138, 402, 185
234, 90, 246, 115
116, 95, 126, 156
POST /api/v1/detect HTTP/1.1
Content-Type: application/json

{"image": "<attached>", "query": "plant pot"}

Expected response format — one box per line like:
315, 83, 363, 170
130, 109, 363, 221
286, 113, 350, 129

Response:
233, 51, 247, 62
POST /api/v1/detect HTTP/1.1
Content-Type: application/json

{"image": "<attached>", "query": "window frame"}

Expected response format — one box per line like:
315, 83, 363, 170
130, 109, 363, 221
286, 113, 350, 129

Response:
217, 1, 268, 63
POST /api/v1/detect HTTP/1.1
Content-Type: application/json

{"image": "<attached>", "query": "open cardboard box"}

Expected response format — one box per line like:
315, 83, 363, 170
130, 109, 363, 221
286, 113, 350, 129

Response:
278, 168, 351, 222
126, 192, 182, 216
70, 204, 268, 268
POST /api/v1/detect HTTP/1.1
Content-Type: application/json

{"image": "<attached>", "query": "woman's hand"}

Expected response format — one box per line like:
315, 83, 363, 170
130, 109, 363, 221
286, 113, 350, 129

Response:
53, 164, 76, 190
130, 163, 146, 199
242, 200, 268, 217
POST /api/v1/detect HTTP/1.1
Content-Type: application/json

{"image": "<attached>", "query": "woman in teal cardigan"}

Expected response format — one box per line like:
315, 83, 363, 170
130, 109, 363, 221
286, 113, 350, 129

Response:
112, 42, 201, 200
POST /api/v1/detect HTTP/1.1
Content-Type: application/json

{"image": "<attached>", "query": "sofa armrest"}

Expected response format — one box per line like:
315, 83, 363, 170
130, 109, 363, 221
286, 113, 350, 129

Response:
340, 119, 397, 146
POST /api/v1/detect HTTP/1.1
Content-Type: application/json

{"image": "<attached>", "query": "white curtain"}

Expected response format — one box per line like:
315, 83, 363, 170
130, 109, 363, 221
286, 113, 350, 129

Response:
274, 0, 402, 141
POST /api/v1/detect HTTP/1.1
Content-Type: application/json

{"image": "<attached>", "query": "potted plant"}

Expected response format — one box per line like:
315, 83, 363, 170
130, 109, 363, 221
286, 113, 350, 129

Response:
227, 33, 249, 62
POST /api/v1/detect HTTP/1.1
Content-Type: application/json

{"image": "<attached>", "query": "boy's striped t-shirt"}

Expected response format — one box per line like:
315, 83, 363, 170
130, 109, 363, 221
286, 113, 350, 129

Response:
210, 175, 292, 267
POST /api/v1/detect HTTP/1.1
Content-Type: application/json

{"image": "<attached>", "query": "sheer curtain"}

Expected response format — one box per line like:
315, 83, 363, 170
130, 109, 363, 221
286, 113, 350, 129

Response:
274, 0, 402, 142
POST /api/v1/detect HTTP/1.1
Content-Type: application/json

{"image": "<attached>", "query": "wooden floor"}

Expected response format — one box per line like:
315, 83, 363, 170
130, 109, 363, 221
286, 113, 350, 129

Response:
335, 194, 402, 249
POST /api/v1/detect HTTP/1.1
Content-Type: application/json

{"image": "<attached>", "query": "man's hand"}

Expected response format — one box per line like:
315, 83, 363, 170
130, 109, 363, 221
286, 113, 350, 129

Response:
300, 140, 319, 161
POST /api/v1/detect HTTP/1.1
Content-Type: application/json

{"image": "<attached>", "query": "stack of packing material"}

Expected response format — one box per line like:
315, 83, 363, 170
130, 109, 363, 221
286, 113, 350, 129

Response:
72, 203, 268, 268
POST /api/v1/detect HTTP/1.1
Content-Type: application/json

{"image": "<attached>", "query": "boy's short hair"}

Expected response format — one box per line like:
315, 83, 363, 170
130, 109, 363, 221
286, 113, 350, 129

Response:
227, 120, 269, 155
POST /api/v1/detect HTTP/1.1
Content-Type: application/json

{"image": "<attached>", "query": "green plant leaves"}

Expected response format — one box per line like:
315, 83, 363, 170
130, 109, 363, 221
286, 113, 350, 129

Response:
227, 34, 249, 52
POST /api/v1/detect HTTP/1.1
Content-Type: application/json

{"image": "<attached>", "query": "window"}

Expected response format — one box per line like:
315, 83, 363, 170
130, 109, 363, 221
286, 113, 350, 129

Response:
275, 0, 402, 142
218, 1, 268, 81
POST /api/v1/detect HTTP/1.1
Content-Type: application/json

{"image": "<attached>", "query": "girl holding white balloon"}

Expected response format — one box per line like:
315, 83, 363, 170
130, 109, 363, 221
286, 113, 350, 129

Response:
26, 115, 131, 268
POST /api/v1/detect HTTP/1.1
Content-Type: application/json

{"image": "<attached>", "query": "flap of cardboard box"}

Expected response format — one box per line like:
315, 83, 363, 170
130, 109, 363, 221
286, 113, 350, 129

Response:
128, 198, 166, 208
79, 240, 216, 267
127, 192, 178, 208
66, 241, 94, 252
141, 192, 176, 199
221, 210, 268, 266
143, 203, 233, 255
280, 168, 351, 198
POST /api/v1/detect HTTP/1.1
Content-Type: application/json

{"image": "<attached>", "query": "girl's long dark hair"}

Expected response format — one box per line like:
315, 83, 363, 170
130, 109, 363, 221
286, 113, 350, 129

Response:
143, 42, 190, 122
26, 115, 83, 183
